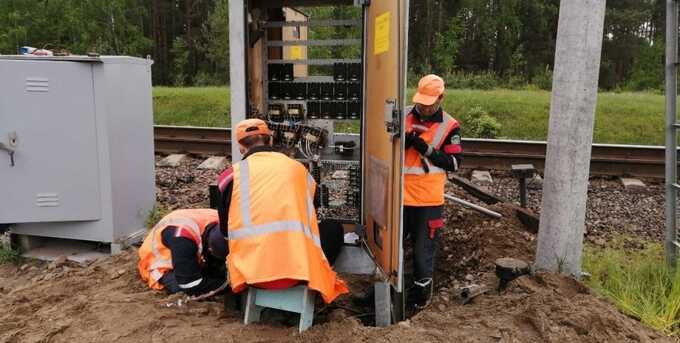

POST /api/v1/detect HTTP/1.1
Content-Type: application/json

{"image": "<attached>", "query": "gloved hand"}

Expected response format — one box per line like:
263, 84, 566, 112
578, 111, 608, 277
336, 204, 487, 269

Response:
404, 131, 417, 149
411, 135, 430, 156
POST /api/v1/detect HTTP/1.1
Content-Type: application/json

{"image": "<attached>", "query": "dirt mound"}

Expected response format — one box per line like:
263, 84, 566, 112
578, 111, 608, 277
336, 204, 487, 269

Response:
0, 182, 671, 342
339, 272, 670, 343
1, 251, 668, 343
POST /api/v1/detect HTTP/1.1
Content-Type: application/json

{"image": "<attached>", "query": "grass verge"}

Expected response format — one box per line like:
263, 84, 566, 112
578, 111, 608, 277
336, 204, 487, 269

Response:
583, 242, 680, 336
152, 87, 668, 145
154, 87, 230, 127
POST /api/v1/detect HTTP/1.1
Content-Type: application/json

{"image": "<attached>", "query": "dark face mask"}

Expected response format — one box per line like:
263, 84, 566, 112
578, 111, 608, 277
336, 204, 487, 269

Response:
415, 102, 441, 117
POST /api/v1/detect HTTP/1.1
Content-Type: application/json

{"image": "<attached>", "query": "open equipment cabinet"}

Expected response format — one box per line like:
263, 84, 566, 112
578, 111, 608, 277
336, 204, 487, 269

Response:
229, 0, 409, 325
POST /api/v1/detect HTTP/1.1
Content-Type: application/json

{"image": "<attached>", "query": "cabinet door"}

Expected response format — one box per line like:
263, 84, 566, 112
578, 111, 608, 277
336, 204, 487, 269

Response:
362, 0, 408, 292
0, 60, 101, 223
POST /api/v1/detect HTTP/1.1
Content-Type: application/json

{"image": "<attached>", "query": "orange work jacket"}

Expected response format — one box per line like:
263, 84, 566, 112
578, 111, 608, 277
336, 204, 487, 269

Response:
404, 108, 459, 206
138, 209, 219, 290
227, 151, 348, 303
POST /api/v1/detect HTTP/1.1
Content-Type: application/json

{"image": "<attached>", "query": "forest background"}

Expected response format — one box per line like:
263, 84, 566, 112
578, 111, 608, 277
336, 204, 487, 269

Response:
0, 1, 665, 91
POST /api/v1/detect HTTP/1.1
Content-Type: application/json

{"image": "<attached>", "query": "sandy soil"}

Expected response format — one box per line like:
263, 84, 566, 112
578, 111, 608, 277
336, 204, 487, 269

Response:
0, 198, 671, 343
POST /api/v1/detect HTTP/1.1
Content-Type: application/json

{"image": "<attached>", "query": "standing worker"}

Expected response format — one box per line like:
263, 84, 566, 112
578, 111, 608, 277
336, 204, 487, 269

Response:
216, 119, 348, 304
404, 74, 462, 309
138, 209, 228, 296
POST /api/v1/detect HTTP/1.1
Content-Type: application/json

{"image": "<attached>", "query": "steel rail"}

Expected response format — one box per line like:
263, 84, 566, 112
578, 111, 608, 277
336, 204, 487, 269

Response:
153, 125, 672, 178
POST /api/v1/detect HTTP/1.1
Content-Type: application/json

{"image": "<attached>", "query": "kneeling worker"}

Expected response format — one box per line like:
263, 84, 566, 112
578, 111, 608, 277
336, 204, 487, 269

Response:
138, 209, 228, 296
216, 119, 348, 303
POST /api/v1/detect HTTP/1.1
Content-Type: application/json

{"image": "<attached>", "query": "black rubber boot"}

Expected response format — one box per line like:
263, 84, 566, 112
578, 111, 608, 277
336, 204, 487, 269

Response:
413, 278, 433, 309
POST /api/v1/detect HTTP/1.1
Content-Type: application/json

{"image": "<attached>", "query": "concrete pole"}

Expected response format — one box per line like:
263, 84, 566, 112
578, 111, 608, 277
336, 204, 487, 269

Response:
665, 0, 678, 267
534, 0, 606, 276
228, 0, 246, 162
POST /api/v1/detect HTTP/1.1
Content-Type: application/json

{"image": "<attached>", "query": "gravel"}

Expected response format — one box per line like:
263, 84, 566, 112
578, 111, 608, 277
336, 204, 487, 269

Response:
154, 156, 666, 245
155, 155, 223, 210
477, 170, 665, 244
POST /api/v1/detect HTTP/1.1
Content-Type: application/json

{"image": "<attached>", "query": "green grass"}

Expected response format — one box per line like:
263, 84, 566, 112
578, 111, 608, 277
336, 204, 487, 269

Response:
0, 246, 22, 264
145, 203, 172, 229
583, 242, 680, 336
438, 89, 667, 145
153, 87, 668, 145
153, 87, 230, 127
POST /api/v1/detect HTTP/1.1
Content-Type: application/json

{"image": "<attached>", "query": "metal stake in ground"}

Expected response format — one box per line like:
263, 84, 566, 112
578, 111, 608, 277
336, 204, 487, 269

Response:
511, 164, 535, 208
534, 0, 606, 276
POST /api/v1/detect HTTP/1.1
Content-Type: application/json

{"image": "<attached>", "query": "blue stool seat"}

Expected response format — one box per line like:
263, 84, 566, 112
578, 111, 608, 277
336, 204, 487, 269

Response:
243, 285, 316, 333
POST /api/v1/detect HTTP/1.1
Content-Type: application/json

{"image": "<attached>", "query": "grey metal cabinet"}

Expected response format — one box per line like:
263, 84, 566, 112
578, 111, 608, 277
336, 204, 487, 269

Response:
0, 56, 155, 251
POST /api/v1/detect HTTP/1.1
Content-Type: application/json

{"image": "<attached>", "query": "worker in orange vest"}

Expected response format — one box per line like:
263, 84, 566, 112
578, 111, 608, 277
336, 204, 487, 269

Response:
404, 74, 463, 309
216, 119, 348, 304
138, 209, 228, 296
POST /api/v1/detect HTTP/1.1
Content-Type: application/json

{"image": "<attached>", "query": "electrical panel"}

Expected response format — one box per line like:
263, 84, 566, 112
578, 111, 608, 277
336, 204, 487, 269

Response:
0, 56, 156, 251
245, 5, 364, 224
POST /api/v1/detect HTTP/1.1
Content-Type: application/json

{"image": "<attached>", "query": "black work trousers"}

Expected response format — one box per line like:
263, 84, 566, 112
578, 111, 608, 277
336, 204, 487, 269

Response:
403, 205, 443, 283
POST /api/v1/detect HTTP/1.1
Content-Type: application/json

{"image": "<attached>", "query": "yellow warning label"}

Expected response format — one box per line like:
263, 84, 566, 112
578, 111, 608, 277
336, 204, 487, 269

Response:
290, 46, 304, 60
374, 12, 390, 55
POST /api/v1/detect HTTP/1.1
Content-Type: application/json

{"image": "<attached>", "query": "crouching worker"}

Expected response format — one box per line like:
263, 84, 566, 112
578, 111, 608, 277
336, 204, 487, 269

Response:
216, 119, 348, 304
138, 209, 228, 296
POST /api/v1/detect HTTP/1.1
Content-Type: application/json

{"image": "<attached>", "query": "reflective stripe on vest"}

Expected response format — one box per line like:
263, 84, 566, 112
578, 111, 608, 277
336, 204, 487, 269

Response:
147, 217, 204, 281
403, 113, 455, 176
229, 160, 322, 249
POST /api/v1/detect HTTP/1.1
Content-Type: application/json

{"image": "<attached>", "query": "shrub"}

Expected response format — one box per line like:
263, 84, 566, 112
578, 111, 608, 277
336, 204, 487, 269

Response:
532, 65, 553, 91
0, 246, 21, 264
503, 75, 528, 90
461, 106, 502, 139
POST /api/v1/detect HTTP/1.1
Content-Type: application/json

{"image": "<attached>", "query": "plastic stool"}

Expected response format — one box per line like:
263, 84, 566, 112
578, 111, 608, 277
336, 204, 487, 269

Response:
243, 285, 316, 332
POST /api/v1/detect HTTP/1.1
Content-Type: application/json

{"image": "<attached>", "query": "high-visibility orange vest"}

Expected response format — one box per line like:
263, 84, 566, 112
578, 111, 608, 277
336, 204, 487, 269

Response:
138, 209, 219, 290
404, 109, 459, 206
227, 151, 349, 303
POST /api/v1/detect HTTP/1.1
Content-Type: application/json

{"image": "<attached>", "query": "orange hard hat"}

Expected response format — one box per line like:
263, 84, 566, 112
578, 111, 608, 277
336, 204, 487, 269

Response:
412, 74, 445, 106
235, 118, 272, 143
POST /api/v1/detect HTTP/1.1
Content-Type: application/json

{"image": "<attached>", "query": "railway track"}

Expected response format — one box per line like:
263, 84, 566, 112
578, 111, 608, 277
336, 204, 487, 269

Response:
154, 125, 670, 178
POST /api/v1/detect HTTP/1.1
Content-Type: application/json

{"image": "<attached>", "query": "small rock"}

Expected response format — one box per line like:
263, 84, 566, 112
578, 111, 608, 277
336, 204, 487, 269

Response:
29, 266, 38, 272
398, 320, 411, 328
471, 170, 493, 184
620, 177, 646, 191
528, 174, 543, 190
437, 304, 446, 311
20, 264, 30, 271
158, 178, 175, 187
465, 274, 474, 281
48, 256, 68, 270
31, 275, 43, 283
43, 273, 56, 281
157, 154, 187, 167
110, 269, 126, 280
441, 295, 450, 303
197, 156, 228, 170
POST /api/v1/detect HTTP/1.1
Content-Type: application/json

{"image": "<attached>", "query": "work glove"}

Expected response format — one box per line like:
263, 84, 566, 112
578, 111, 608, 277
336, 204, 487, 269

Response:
411, 135, 431, 156
404, 131, 417, 149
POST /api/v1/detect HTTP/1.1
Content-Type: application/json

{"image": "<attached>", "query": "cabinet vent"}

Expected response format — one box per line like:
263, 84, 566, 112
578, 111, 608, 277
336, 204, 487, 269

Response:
26, 77, 49, 93
35, 193, 59, 207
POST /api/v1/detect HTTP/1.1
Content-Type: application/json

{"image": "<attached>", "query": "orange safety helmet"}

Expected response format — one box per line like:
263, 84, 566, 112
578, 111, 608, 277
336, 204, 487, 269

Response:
235, 119, 272, 143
